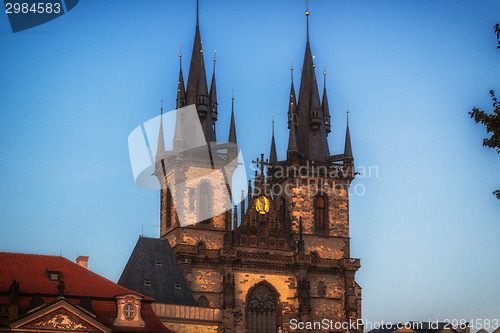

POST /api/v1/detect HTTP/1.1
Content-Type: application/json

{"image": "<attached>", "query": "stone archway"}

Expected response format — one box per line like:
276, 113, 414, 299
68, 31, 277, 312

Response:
245, 281, 281, 333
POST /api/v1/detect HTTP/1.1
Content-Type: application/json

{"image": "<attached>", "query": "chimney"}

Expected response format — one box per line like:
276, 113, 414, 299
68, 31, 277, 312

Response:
76, 256, 89, 269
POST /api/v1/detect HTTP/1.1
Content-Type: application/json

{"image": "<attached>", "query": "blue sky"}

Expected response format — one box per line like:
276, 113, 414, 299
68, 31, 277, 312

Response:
1, 0, 499, 326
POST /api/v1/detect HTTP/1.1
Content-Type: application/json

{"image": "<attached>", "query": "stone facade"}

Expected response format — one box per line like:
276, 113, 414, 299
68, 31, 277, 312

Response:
152, 2, 362, 332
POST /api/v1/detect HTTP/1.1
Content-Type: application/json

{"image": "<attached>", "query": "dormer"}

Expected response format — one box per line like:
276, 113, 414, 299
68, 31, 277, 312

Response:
113, 294, 145, 328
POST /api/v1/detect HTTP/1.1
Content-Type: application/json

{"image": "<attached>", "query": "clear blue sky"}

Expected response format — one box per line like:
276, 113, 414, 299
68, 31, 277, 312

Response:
1, 0, 499, 326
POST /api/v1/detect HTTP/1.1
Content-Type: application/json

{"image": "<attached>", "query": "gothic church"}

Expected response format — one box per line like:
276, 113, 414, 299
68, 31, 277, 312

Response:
119, 2, 362, 333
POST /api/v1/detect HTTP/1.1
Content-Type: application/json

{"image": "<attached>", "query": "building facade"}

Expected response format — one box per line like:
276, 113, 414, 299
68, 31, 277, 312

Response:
124, 2, 362, 333
0, 253, 171, 333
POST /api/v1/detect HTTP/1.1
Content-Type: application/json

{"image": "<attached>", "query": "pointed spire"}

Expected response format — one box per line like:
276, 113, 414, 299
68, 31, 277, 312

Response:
240, 189, 246, 216
177, 46, 186, 109
209, 49, 218, 121
322, 64, 331, 134
228, 90, 237, 144
295, 4, 329, 161
288, 59, 298, 129
344, 107, 353, 160
156, 101, 166, 161
186, 0, 213, 142
269, 116, 277, 164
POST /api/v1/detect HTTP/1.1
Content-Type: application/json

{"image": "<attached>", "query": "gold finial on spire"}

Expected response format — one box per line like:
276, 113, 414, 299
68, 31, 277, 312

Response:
161, 99, 164, 115
346, 103, 349, 115
179, 45, 182, 58
312, 55, 316, 68
305, 1, 310, 42
323, 62, 326, 76
290, 58, 293, 71
272, 113, 275, 136
213, 49, 216, 72
232, 89, 234, 100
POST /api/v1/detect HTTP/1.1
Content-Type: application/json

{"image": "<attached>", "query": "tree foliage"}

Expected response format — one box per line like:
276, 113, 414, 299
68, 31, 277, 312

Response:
469, 24, 500, 199
469, 90, 500, 154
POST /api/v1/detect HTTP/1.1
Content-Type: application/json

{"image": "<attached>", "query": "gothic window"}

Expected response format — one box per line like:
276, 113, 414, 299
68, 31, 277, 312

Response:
198, 296, 209, 307
314, 195, 328, 231
246, 283, 279, 333
317, 281, 326, 298
198, 182, 212, 224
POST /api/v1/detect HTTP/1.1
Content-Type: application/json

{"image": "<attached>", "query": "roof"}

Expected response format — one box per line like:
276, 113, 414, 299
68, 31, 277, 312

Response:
0, 252, 172, 332
0, 252, 150, 300
118, 237, 197, 306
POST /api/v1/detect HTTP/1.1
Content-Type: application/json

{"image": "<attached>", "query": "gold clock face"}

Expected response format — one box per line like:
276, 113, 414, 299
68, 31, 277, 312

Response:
255, 196, 270, 215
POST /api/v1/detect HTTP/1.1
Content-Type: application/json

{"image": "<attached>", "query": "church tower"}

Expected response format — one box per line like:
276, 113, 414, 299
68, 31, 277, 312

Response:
152, 2, 362, 332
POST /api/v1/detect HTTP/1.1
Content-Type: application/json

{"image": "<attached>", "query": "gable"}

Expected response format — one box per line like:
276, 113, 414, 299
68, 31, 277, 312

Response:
10, 299, 111, 333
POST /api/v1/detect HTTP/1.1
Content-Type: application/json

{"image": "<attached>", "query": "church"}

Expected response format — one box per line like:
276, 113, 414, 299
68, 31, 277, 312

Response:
119, 2, 362, 332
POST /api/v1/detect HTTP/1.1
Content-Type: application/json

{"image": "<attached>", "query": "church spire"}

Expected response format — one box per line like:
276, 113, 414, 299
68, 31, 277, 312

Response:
209, 50, 218, 122
295, 4, 329, 161
228, 91, 237, 144
287, 59, 297, 129
185, 0, 214, 142
176, 46, 186, 109
269, 117, 277, 164
156, 101, 165, 161
344, 108, 353, 160
322, 64, 331, 134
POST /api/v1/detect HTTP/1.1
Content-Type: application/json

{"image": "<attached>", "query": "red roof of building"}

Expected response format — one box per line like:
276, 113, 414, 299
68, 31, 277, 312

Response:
0, 252, 152, 300
0, 252, 173, 333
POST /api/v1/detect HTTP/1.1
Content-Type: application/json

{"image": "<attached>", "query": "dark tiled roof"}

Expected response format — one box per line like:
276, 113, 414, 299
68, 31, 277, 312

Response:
118, 237, 197, 306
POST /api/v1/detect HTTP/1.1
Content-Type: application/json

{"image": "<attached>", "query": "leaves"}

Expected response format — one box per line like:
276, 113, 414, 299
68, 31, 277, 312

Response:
469, 90, 500, 154
496, 23, 500, 49
494, 190, 500, 200
469, 24, 500, 199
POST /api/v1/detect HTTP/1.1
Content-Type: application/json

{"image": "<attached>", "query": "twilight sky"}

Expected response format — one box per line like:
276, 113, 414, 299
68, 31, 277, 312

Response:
1, 0, 499, 326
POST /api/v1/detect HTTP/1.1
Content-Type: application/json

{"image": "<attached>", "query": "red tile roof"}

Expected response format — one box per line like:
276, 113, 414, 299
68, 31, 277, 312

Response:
0, 252, 173, 333
0, 252, 150, 300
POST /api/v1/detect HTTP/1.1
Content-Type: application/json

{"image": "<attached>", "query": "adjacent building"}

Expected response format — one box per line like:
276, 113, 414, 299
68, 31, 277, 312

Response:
0, 252, 171, 333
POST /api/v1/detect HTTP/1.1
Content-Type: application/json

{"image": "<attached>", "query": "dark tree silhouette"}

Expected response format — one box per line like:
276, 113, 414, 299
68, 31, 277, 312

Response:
469, 24, 500, 199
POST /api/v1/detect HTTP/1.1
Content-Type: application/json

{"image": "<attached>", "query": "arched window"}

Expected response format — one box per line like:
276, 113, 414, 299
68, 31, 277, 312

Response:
315, 195, 327, 230
246, 283, 280, 333
198, 296, 209, 307
198, 182, 212, 224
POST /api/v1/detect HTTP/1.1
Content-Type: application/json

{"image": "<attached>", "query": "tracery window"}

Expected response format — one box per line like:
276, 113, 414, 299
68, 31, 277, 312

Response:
246, 284, 279, 333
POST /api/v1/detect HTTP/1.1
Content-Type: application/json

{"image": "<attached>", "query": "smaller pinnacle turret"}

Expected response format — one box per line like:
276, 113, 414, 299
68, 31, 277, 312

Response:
228, 91, 237, 144
269, 118, 277, 164
344, 110, 353, 160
